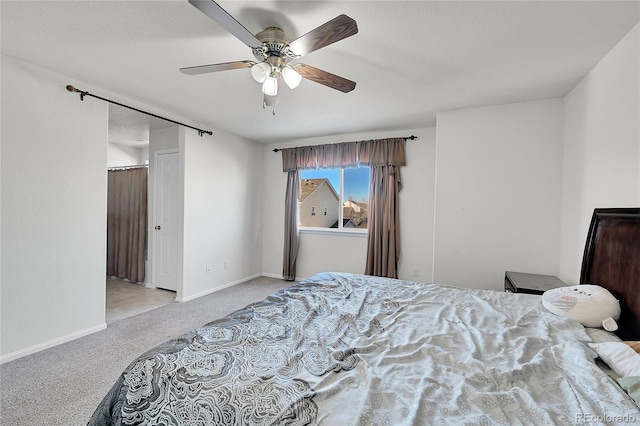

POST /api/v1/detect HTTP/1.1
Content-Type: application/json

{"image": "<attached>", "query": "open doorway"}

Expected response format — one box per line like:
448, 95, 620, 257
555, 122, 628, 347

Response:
107, 104, 177, 322
106, 277, 175, 322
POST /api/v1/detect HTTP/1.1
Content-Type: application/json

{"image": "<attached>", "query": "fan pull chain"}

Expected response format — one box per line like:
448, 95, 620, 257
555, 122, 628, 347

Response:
262, 100, 277, 115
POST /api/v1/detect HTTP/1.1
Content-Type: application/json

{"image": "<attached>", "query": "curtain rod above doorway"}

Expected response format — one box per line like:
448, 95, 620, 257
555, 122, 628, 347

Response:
271, 135, 418, 153
108, 164, 149, 171
66, 85, 213, 137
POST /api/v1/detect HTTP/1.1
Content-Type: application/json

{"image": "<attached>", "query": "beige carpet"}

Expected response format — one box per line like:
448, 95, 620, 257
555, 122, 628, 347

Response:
0, 275, 291, 426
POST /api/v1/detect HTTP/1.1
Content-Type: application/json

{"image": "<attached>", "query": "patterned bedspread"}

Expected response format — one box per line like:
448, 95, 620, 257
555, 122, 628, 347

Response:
89, 272, 640, 425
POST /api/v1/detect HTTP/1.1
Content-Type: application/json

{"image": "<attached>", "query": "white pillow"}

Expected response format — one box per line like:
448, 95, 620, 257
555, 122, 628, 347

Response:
588, 342, 640, 377
542, 284, 620, 330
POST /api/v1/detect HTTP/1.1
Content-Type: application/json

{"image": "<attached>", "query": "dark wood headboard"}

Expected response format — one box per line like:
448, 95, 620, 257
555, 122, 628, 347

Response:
580, 208, 640, 340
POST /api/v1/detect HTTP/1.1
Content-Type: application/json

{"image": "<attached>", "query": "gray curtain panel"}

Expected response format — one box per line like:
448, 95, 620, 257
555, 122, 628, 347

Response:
281, 138, 405, 280
107, 167, 148, 283
360, 138, 406, 278
282, 170, 300, 281
364, 164, 402, 278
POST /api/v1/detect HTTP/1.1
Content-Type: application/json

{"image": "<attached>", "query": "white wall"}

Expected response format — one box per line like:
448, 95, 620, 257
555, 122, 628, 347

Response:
261, 127, 436, 282
150, 127, 179, 152
1, 56, 108, 361
434, 99, 564, 290
559, 23, 640, 284
181, 127, 264, 301
0, 55, 264, 361
260, 21, 637, 290
107, 142, 147, 167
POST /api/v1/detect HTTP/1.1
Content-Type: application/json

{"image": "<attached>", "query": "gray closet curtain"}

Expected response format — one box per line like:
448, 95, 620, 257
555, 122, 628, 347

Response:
107, 167, 148, 283
280, 138, 405, 280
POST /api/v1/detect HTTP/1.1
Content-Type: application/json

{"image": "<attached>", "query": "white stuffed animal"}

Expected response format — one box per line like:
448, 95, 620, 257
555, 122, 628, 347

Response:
542, 284, 621, 331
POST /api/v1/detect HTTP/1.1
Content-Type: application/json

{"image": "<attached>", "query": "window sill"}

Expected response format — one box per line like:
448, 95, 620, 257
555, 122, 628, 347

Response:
299, 227, 368, 237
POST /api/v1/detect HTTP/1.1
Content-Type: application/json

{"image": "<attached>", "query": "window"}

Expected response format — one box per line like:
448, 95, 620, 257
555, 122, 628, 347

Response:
299, 167, 370, 231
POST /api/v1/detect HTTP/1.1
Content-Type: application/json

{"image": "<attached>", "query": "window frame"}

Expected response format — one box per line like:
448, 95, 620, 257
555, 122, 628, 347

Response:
298, 167, 369, 236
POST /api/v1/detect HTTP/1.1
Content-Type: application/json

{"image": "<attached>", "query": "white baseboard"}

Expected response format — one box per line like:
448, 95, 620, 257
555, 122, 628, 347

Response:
1, 273, 286, 363
177, 273, 265, 303
260, 272, 283, 279
0, 323, 107, 364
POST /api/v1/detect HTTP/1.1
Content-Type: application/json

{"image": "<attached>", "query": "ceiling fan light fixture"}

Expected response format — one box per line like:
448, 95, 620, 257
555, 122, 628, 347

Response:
281, 66, 302, 90
262, 75, 278, 96
250, 62, 271, 83
183, 1, 359, 112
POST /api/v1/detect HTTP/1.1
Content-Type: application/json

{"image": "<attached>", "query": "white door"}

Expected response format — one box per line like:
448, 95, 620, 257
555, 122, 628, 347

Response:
154, 151, 179, 291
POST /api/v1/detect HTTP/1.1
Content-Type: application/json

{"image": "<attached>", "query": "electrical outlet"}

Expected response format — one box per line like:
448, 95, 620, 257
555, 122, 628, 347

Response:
206, 265, 212, 275
412, 267, 419, 278
223, 261, 230, 270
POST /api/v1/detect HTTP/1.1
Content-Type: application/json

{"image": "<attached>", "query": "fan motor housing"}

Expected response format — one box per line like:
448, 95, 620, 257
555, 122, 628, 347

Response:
252, 27, 297, 63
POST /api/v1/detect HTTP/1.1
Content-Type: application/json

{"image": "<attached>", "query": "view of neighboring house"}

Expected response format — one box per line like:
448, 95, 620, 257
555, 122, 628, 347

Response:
343, 200, 368, 229
343, 200, 361, 213
299, 178, 369, 228
299, 178, 340, 227
332, 218, 359, 228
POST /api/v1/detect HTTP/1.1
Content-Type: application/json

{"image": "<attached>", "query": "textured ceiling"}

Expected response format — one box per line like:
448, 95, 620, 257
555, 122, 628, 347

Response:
2, 1, 638, 144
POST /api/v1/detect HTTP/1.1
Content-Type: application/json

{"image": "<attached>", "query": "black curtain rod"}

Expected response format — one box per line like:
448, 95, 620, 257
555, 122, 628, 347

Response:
66, 85, 213, 137
271, 135, 418, 153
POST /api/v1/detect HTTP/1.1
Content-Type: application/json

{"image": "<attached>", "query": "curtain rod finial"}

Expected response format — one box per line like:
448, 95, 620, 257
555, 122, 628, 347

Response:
66, 85, 77, 92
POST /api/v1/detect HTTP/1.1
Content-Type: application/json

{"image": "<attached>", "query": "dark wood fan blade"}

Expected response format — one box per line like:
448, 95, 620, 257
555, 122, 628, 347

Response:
188, 0, 262, 48
288, 15, 358, 57
293, 64, 356, 93
180, 60, 254, 75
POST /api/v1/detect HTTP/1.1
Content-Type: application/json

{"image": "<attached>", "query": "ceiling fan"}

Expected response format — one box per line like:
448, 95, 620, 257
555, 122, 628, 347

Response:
181, 0, 358, 113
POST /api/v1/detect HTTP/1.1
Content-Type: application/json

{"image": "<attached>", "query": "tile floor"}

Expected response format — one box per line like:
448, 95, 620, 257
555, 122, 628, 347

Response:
106, 277, 176, 323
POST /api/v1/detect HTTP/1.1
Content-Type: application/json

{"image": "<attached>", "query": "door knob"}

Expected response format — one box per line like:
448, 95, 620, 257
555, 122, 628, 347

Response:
155, 225, 161, 230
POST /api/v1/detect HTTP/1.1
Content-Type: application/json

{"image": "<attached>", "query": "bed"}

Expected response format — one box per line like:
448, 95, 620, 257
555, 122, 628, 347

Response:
90, 208, 640, 425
